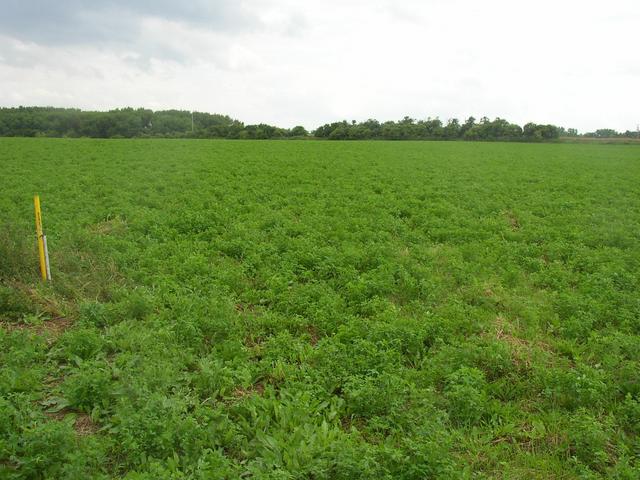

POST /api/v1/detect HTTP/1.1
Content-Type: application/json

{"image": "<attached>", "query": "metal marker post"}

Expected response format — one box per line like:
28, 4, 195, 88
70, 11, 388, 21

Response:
43, 234, 51, 281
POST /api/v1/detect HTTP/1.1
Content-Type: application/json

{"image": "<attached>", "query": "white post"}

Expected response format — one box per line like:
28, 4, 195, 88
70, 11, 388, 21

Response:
42, 235, 51, 281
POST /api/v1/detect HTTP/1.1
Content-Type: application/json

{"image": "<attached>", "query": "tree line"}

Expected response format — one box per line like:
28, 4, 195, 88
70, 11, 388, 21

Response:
0, 107, 302, 139
313, 117, 562, 141
0, 106, 635, 141
581, 128, 640, 139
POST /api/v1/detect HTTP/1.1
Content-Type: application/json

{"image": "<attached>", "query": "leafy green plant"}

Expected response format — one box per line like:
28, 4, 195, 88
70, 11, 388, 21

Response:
443, 367, 491, 426
62, 359, 113, 413
569, 410, 616, 472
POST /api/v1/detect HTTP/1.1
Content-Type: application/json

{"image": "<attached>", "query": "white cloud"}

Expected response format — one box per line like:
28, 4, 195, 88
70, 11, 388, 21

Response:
0, 0, 638, 131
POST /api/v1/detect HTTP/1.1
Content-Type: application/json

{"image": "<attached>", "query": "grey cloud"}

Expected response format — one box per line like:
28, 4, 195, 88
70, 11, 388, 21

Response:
0, 1, 260, 46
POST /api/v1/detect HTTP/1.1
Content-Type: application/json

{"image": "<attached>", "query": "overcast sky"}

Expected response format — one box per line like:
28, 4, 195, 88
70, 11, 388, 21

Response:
0, 0, 638, 132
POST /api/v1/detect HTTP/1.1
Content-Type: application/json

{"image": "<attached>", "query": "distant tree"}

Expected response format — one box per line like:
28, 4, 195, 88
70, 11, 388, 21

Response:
460, 116, 476, 137
417, 118, 443, 139
361, 119, 382, 137
621, 129, 640, 138
348, 125, 372, 139
289, 126, 308, 137
443, 118, 461, 139
593, 129, 619, 138
464, 125, 481, 140
381, 121, 403, 140
313, 121, 348, 138
328, 125, 350, 140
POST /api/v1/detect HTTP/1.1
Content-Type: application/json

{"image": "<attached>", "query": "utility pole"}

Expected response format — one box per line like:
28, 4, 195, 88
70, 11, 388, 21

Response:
191, 111, 194, 133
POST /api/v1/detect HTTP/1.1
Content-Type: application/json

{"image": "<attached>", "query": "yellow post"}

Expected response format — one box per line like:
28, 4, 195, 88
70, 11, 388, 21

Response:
34, 195, 47, 281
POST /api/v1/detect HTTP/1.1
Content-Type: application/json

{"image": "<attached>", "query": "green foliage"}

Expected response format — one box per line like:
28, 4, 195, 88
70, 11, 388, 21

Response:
54, 326, 106, 360
0, 286, 35, 322
568, 410, 616, 472
0, 107, 572, 142
0, 331, 48, 395
62, 359, 113, 413
0, 107, 295, 140
78, 301, 109, 328
344, 372, 408, 418
444, 367, 490, 426
314, 116, 559, 142
1, 138, 639, 478
0, 223, 33, 280
540, 365, 610, 410
523, 122, 561, 141
0, 395, 110, 479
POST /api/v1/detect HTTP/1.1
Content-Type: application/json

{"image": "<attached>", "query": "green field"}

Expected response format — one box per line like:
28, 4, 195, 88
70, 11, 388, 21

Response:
1, 138, 639, 479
